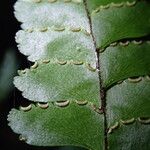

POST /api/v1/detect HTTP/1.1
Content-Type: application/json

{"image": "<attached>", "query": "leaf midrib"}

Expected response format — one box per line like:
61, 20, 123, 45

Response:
83, 1, 108, 150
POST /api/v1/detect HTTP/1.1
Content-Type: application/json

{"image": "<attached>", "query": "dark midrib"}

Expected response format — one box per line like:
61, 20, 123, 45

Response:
83, 1, 108, 150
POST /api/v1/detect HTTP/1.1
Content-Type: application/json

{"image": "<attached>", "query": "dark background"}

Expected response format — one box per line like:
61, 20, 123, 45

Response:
0, 1, 58, 150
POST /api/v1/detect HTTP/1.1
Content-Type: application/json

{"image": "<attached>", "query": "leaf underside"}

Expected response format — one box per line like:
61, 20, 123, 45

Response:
8, 102, 103, 150
8, 0, 150, 150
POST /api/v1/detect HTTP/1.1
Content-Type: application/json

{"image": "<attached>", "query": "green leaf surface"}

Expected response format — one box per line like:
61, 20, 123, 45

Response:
14, 0, 89, 31
100, 42, 150, 88
8, 101, 104, 150
107, 76, 150, 149
108, 121, 150, 150
90, 1, 150, 47
16, 30, 95, 63
86, 0, 135, 12
106, 77, 150, 126
14, 62, 100, 104
8, 0, 150, 149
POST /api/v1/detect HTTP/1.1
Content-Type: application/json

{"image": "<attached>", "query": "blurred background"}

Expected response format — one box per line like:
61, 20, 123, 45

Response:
0, 1, 84, 150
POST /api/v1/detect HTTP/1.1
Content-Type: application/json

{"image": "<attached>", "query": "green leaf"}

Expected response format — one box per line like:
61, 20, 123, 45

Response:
106, 77, 150, 149
108, 121, 150, 150
8, 0, 150, 149
8, 101, 104, 150
14, 62, 100, 104
16, 30, 95, 62
106, 77, 150, 126
89, 1, 150, 47
14, 0, 89, 31
100, 42, 150, 88
86, 0, 135, 12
